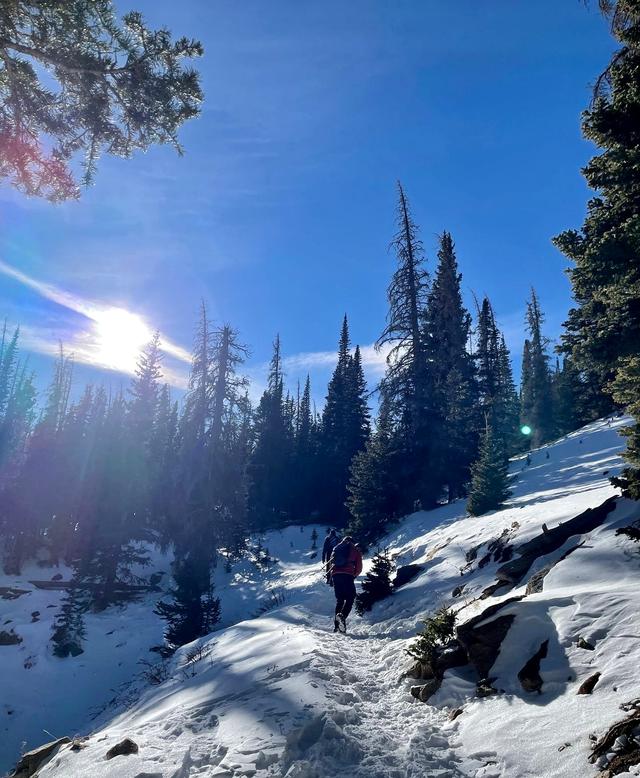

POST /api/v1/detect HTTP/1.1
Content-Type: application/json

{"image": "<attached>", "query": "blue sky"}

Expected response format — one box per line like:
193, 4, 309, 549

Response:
0, 1, 615, 405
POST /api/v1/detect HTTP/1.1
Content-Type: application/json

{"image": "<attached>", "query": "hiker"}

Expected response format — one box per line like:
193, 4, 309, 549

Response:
322, 528, 340, 584
330, 535, 363, 633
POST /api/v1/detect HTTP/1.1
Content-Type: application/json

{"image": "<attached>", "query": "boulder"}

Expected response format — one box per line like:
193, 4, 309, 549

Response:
12, 737, 70, 777
0, 629, 22, 646
456, 597, 522, 679
434, 641, 468, 675
106, 737, 139, 759
410, 679, 441, 703
448, 707, 463, 721
577, 636, 595, 651
393, 564, 424, 589
578, 672, 601, 695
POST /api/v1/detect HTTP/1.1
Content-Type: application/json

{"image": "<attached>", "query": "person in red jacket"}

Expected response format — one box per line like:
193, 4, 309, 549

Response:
329, 536, 363, 633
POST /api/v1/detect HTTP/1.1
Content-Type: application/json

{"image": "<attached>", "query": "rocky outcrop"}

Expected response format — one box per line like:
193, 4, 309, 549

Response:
496, 496, 618, 586
0, 629, 22, 645
456, 597, 522, 679
577, 672, 601, 695
11, 737, 70, 777
393, 564, 423, 589
105, 737, 139, 759
410, 679, 441, 702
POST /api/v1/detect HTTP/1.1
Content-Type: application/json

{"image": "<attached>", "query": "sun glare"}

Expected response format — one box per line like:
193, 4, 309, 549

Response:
93, 307, 153, 373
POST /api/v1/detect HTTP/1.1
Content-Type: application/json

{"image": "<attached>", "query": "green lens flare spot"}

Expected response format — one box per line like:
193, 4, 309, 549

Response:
520, 425, 532, 436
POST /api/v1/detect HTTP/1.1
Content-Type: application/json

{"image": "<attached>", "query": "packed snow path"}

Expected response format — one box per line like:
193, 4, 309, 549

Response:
3, 416, 640, 777
295, 623, 466, 777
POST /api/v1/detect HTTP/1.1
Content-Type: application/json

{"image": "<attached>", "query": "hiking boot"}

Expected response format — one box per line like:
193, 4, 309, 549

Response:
337, 614, 347, 633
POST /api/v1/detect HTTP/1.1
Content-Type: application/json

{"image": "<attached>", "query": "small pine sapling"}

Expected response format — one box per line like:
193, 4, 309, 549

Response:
406, 606, 457, 665
356, 548, 394, 615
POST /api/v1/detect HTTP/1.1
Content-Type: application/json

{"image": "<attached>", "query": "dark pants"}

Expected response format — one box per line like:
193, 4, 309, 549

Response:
333, 573, 356, 619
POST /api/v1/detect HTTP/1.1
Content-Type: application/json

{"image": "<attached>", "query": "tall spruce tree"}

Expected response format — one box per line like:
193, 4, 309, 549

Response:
319, 317, 370, 524
376, 182, 437, 510
519, 290, 554, 447
347, 390, 401, 543
424, 232, 478, 500
553, 1, 640, 498
248, 335, 293, 529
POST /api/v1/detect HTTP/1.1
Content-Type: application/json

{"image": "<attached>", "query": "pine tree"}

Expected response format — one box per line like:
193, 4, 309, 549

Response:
424, 232, 478, 500
553, 2, 640, 498
248, 336, 293, 529
467, 422, 511, 516
355, 548, 394, 615
376, 182, 437, 510
519, 290, 554, 447
347, 391, 401, 543
319, 317, 370, 524
51, 588, 87, 658
475, 299, 519, 455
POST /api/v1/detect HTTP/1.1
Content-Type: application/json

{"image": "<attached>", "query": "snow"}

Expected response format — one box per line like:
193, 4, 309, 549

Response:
2, 415, 640, 777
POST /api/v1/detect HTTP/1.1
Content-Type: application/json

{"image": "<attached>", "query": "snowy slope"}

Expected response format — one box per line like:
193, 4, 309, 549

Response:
3, 416, 640, 778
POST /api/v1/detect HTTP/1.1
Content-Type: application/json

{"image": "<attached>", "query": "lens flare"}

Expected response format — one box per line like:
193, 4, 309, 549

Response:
93, 307, 152, 372
520, 424, 532, 436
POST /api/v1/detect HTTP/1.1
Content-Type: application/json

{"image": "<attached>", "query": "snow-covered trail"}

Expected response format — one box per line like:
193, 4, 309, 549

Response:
292, 621, 466, 778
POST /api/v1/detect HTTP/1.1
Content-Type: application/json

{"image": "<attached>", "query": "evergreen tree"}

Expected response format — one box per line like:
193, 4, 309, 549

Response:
319, 317, 370, 524
51, 588, 87, 658
155, 553, 220, 647
0, 1, 203, 200
519, 290, 554, 447
347, 391, 401, 543
467, 422, 511, 516
475, 299, 519, 455
248, 336, 293, 528
355, 548, 394, 615
553, 2, 640, 498
424, 232, 478, 500
376, 182, 437, 510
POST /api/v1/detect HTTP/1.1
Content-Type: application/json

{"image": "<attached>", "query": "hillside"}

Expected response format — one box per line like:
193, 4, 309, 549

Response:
3, 415, 640, 778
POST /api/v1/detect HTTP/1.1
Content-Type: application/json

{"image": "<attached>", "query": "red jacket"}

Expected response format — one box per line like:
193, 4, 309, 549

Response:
332, 543, 363, 578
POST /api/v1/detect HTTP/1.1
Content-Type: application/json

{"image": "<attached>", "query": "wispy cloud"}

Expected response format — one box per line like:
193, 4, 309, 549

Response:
0, 259, 191, 386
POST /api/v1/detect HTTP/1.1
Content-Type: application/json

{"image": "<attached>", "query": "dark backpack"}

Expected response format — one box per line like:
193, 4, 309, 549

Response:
332, 541, 352, 569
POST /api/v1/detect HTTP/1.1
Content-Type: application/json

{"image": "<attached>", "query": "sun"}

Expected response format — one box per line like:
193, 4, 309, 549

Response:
92, 307, 153, 373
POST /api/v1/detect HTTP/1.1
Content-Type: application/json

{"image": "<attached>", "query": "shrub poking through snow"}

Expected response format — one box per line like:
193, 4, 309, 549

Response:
467, 424, 511, 516
356, 548, 394, 615
407, 606, 457, 665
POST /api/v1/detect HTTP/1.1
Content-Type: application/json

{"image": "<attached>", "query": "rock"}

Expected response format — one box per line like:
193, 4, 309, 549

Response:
517, 639, 549, 693
12, 737, 71, 777
434, 641, 468, 675
31, 611, 40, 623
476, 678, 499, 697
448, 707, 463, 721
51, 573, 63, 581
456, 598, 522, 679
410, 679, 441, 702
0, 629, 22, 645
392, 564, 424, 589
578, 672, 601, 695
577, 636, 595, 651
602, 750, 640, 777
496, 496, 617, 586
105, 737, 139, 759
452, 584, 465, 598
405, 659, 436, 681
525, 566, 552, 595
